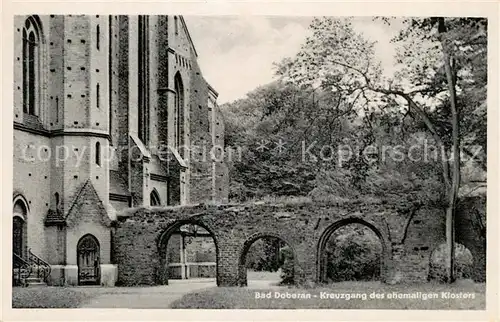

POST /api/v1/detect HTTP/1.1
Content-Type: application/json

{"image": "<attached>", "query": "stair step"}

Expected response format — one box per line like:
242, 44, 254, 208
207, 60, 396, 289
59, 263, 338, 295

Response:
26, 278, 43, 282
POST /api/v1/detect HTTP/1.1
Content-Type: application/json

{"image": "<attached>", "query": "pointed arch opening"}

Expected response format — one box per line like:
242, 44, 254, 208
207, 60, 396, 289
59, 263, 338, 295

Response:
22, 15, 43, 116
238, 233, 296, 287
317, 218, 388, 284
157, 220, 219, 286
150, 189, 161, 206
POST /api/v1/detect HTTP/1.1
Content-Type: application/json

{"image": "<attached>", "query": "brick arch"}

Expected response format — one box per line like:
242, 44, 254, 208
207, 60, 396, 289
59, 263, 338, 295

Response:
114, 202, 447, 286
13, 193, 30, 219
237, 231, 297, 286
156, 218, 220, 285
316, 217, 390, 283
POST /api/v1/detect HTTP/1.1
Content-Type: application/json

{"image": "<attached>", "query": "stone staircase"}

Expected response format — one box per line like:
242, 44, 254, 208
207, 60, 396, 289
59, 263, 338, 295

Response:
25, 274, 48, 287
13, 250, 51, 287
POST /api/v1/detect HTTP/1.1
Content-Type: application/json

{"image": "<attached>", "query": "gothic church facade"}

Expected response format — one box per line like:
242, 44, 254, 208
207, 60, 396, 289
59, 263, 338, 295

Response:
13, 15, 228, 286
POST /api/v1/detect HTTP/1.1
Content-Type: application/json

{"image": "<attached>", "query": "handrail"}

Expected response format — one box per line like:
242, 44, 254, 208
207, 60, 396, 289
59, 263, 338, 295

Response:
28, 249, 51, 283
13, 252, 31, 286
13, 252, 29, 267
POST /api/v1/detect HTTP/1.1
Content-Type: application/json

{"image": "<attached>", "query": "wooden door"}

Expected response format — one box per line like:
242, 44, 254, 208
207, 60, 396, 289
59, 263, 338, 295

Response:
77, 235, 100, 285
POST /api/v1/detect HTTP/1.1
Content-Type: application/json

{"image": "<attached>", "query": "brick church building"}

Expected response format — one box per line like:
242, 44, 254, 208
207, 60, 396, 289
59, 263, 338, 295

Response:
13, 15, 228, 286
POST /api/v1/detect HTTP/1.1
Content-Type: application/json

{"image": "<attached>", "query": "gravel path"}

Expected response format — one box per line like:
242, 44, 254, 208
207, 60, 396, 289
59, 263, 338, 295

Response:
79, 272, 283, 308
79, 279, 217, 309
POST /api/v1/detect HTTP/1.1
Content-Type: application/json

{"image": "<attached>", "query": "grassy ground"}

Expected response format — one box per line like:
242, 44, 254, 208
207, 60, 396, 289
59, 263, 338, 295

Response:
170, 280, 486, 310
12, 287, 101, 308
12, 279, 485, 310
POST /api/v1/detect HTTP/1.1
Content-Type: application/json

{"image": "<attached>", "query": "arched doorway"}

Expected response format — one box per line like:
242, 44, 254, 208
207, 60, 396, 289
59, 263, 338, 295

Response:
77, 234, 100, 285
157, 221, 219, 286
13, 198, 28, 258
317, 218, 387, 284
238, 234, 296, 287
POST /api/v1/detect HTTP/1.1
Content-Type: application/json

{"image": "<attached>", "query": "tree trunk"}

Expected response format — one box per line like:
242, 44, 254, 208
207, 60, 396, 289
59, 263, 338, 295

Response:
438, 17, 461, 283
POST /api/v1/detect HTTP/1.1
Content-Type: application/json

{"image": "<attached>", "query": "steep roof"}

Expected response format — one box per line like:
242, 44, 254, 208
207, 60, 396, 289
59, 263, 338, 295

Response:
64, 179, 112, 227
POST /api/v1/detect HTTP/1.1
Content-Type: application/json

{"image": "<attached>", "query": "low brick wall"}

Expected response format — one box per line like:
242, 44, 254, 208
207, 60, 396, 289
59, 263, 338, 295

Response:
112, 199, 475, 287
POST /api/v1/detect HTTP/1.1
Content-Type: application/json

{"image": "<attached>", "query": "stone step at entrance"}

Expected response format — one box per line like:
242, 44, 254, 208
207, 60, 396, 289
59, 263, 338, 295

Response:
25, 276, 47, 287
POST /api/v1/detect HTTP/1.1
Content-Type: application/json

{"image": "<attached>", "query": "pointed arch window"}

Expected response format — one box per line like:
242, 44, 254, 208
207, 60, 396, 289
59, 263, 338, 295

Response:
150, 189, 161, 206
22, 16, 42, 116
174, 73, 184, 157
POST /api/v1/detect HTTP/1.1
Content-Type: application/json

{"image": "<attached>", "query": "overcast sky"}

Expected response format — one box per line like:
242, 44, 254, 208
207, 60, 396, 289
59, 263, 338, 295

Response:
184, 16, 402, 104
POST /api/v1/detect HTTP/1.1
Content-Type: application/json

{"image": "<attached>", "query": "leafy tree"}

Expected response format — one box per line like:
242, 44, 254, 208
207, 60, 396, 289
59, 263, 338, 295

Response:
274, 17, 486, 283
246, 238, 283, 272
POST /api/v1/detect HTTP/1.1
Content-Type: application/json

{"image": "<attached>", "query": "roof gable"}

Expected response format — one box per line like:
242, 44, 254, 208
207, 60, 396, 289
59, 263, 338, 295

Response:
65, 179, 112, 228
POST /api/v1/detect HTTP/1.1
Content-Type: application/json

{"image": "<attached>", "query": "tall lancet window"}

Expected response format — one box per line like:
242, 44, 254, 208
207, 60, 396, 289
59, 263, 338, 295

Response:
22, 16, 42, 116
138, 15, 150, 144
174, 72, 184, 157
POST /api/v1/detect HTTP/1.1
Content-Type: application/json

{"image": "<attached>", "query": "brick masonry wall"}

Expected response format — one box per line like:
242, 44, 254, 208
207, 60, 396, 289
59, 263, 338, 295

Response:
212, 106, 229, 203
129, 157, 144, 207
109, 15, 120, 155
116, 15, 130, 176
113, 200, 454, 287
45, 226, 66, 265
63, 15, 90, 129
397, 207, 446, 283
455, 196, 486, 282
13, 131, 52, 258
89, 15, 108, 134
48, 15, 65, 131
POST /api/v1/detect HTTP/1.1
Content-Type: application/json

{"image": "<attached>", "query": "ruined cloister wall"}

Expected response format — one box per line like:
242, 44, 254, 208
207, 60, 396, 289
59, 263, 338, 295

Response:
113, 200, 450, 287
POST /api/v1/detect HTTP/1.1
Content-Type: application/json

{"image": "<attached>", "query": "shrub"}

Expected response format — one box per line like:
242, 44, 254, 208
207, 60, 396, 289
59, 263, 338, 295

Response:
324, 225, 382, 282
428, 243, 474, 282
